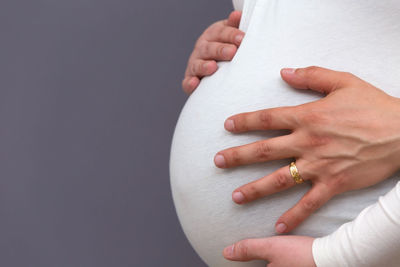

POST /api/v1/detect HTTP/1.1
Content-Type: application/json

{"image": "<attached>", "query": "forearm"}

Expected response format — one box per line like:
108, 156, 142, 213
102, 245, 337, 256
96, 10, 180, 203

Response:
312, 181, 400, 267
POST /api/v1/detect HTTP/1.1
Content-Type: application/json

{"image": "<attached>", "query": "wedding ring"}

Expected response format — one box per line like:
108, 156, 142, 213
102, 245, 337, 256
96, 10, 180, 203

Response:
289, 162, 304, 184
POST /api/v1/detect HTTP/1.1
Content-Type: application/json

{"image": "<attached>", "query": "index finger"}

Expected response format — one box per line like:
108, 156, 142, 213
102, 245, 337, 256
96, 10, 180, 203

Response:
225, 106, 299, 133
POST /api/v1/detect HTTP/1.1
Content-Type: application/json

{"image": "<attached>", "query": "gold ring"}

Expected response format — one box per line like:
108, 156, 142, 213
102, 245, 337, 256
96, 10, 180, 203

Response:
289, 162, 304, 184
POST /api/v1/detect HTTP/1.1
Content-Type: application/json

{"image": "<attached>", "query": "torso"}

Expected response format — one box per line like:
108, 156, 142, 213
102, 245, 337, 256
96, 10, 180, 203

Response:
170, 1, 400, 266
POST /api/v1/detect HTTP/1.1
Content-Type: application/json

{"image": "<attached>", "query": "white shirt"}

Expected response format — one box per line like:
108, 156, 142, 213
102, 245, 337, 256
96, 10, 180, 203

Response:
170, 1, 400, 266
232, 0, 245, 11
234, 1, 400, 266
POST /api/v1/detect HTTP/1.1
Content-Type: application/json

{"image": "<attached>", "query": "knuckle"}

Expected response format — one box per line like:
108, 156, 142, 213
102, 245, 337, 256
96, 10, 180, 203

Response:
259, 111, 273, 128
307, 134, 331, 147
256, 142, 272, 160
206, 23, 220, 36
234, 115, 248, 132
201, 44, 211, 58
300, 112, 324, 125
244, 183, 263, 200
228, 149, 241, 166
207, 23, 222, 38
274, 172, 289, 190
342, 71, 355, 79
302, 198, 320, 212
329, 173, 348, 192
190, 62, 198, 75
304, 66, 320, 77
342, 71, 358, 85
196, 40, 208, 57
194, 38, 205, 50
216, 24, 225, 36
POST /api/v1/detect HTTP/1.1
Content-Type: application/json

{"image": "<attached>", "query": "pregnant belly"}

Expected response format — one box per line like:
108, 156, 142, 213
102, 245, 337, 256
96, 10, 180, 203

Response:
170, 1, 400, 266
169, 62, 397, 267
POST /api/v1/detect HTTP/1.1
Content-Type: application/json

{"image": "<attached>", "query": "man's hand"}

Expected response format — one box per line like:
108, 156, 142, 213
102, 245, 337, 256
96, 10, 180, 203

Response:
223, 236, 316, 267
182, 11, 244, 94
214, 66, 400, 234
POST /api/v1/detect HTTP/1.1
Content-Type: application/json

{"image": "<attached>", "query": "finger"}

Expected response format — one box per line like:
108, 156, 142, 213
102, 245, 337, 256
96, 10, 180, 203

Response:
215, 26, 245, 46
186, 59, 218, 77
280, 66, 359, 94
275, 183, 333, 234
214, 14, 244, 45
224, 106, 299, 133
232, 165, 297, 204
223, 238, 272, 261
214, 134, 299, 169
227, 11, 242, 28
196, 40, 237, 61
182, 76, 200, 94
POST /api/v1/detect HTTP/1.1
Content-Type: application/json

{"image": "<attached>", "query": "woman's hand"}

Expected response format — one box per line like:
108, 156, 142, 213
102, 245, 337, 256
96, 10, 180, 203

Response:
214, 66, 400, 234
223, 235, 316, 267
182, 11, 244, 94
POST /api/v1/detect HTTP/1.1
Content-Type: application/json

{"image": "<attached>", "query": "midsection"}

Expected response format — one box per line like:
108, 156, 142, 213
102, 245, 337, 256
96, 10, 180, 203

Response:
170, 1, 400, 266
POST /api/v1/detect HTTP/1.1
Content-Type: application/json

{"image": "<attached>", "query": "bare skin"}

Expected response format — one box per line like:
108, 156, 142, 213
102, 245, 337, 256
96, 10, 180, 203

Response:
182, 11, 244, 94
223, 235, 316, 267
215, 66, 400, 234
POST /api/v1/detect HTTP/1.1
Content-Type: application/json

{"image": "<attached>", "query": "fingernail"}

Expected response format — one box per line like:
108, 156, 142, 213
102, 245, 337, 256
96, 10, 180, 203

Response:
222, 47, 232, 58
276, 223, 287, 233
235, 34, 244, 44
224, 119, 235, 131
224, 245, 234, 257
214, 154, 226, 168
232, 191, 245, 204
203, 62, 209, 71
282, 68, 296, 75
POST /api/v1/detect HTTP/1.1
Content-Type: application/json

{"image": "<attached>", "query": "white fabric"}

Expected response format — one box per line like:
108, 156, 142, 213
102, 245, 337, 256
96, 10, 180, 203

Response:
232, 0, 244, 11
170, 0, 400, 266
312, 181, 400, 267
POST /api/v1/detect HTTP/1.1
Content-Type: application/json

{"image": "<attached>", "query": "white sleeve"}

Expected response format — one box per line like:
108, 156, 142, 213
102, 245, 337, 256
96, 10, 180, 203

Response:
232, 0, 244, 11
312, 181, 400, 267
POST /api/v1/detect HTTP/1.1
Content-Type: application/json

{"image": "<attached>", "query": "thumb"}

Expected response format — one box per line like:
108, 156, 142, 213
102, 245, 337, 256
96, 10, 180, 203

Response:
280, 66, 356, 94
223, 238, 273, 261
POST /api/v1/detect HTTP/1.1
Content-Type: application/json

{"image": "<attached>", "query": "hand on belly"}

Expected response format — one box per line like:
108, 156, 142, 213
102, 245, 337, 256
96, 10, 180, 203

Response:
215, 66, 400, 234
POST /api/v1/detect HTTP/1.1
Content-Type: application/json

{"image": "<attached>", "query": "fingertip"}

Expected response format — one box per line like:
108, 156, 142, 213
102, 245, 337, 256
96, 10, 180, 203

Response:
182, 78, 191, 94
232, 191, 245, 204
223, 244, 235, 259
280, 68, 307, 89
183, 77, 199, 94
280, 68, 296, 78
214, 154, 226, 168
228, 11, 242, 27
224, 119, 235, 132
275, 222, 288, 234
229, 10, 242, 17
190, 76, 200, 86
235, 33, 245, 45
204, 61, 218, 75
222, 45, 237, 60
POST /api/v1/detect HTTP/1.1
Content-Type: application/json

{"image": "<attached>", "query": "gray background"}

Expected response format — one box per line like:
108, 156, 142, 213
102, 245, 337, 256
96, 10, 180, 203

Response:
0, 0, 233, 266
